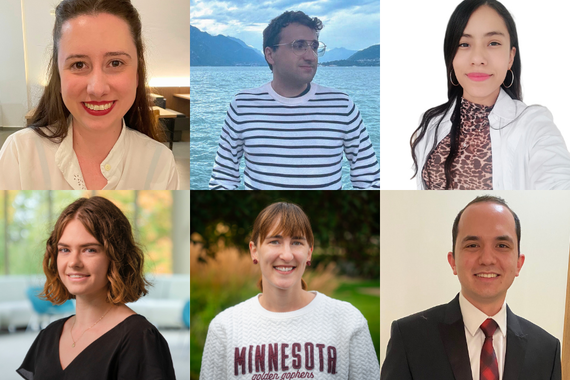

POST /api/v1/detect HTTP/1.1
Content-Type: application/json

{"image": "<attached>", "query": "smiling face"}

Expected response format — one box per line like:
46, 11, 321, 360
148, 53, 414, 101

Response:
57, 218, 110, 301
57, 13, 138, 133
452, 5, 516, 106
265, 23, 318, 94
250, 220, 313, 292
447, 202, 524, 315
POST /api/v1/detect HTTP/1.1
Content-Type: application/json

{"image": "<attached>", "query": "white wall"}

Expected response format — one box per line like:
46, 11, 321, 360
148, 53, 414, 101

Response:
380, 0, 570, 189
0, 0, 29, 127
380, 190, 570, 365
0, 0, 189, 128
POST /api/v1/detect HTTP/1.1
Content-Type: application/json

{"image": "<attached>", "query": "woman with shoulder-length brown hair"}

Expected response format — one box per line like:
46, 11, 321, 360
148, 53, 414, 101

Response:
0, 0, 179, 190
200, 202, 380, 379
16, 196, 176, 380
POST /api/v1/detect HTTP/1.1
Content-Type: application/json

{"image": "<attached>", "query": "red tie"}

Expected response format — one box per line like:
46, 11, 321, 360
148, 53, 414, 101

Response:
480, 318, 499, 380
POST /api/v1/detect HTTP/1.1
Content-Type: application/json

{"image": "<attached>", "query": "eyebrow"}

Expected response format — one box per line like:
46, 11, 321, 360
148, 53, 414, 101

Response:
65, 51, 132, 62
461, 31, 506, 38
57, 242, 102, 248
265, 235, 306, 241
461, 235, 514, 244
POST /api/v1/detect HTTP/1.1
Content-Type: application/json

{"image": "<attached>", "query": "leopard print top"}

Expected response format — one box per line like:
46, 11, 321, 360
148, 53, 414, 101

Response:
422, 98, 493, 190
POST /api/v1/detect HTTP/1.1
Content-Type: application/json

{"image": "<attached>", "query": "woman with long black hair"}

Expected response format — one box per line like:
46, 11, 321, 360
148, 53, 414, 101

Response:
411, 0, 570, 190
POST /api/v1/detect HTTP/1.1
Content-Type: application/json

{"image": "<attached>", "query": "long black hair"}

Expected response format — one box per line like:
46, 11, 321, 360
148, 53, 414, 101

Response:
411, 0, 522, 189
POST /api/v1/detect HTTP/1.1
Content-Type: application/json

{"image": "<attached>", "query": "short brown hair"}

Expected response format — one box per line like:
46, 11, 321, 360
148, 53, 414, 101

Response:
28, 0, 163, 142
251, 202, 314, 291
42, 196, 150, 304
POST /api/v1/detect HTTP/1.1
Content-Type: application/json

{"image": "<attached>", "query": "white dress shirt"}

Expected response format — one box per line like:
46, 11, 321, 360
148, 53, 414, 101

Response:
459, 293, 507, 380
0, 119, 179, 190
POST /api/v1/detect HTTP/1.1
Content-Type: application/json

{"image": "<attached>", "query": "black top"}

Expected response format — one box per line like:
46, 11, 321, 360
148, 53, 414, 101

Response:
16, 314, 176, 380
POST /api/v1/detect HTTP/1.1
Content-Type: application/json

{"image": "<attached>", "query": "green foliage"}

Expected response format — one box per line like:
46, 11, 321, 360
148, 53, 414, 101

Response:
190, 191, 379, 278
0, 191, 173, 275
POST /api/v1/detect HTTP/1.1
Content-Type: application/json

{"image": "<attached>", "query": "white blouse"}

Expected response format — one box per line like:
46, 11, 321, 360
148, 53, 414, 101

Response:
0, 120, 179, 190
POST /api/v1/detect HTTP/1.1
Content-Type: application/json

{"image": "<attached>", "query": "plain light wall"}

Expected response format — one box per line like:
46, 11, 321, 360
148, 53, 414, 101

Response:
380, 0, 570, 189
0, 0, 29, 127
0, 0, 189, 128
380, 190, 570, 366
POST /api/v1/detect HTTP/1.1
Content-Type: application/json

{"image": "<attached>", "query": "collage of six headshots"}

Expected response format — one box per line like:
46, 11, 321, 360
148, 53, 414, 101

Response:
1, 0, 569, 379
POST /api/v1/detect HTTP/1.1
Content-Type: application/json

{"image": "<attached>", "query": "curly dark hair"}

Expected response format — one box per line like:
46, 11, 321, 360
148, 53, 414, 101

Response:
42, 196, 150, 304
262, 11, 323, 71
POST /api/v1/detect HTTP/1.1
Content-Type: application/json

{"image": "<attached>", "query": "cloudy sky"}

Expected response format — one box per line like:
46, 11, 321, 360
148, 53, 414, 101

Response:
190, 0, 379, 52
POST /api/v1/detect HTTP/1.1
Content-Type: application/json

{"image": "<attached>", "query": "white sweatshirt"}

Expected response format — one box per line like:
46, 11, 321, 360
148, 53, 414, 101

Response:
199, 291, 380, 380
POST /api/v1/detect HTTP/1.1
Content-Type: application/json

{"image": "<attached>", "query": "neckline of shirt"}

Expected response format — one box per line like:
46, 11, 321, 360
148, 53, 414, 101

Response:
252, 290, 322, 319
265, 81, 317, 105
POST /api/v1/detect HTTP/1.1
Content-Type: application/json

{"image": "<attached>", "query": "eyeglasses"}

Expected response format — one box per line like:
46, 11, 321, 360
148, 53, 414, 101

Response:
273, 40, 327, 57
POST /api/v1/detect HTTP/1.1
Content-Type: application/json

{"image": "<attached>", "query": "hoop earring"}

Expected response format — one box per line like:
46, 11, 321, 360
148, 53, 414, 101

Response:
449, 71, 459, 87
253, 259, 258, 265
503, 69, 514, 89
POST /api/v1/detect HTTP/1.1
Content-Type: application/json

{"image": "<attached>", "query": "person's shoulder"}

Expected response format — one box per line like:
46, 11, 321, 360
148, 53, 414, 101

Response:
115, 314, 161, 337
210, 295, 259, 326
234, 83, 270, 97
311, 83, 348, 97
316, 292, 365, 316
124, 128, 172, 153
393, 301, 449, 328
5, 127, 54, 145
510, 312, 559, 345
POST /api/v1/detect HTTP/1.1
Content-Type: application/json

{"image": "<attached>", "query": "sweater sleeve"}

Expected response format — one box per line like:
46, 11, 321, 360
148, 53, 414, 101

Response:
343, 99, 380, 189
199, 317, 228, 379
348, 314, 380, 379
209, 98, 244, 190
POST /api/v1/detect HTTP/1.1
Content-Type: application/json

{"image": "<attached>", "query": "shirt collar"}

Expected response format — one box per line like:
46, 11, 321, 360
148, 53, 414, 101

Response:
459, 292, 507, 339
55, 117, 127, 189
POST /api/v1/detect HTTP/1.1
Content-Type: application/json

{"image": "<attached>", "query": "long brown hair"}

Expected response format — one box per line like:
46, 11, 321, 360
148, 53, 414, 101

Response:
251, 202, 313, 291
42, 196, 150, 305
28, 0, 163, 142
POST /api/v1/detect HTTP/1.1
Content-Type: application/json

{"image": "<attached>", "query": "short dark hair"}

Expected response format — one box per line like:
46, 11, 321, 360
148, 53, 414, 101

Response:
262, 11, 323, 71
451, 195, 521, 257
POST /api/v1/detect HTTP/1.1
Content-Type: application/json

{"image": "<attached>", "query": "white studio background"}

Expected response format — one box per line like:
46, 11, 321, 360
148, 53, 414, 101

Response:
380, 190, 570, 365
380, 0, 570, 189
0, 0, 189, 128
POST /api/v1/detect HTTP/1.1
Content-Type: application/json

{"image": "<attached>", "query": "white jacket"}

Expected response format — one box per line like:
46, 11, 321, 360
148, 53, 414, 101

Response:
415, 89, 570, 189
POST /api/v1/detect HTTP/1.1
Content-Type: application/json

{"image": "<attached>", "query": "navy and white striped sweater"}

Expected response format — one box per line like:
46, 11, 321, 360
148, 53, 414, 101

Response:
209, 82, 380, 190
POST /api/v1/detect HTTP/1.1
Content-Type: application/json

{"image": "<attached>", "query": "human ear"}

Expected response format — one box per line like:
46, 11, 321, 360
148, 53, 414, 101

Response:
515, 253, 525, 276
265, 47, 275, 65
249, 241, 258, 262
447, 252, 457, 275
508, 46, 516, 69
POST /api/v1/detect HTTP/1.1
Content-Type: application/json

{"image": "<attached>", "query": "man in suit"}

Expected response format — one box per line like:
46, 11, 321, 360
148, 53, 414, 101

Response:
381, 195, 561, 380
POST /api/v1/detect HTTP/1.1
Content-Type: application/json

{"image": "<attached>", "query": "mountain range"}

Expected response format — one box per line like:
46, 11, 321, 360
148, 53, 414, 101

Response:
190, 25, 378, 67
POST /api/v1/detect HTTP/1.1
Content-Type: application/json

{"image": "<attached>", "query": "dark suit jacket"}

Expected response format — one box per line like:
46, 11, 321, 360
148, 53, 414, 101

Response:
380, 294, 561, 380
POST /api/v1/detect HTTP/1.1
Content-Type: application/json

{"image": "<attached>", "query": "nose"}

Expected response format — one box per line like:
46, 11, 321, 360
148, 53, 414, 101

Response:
470, 43, 487, 66
279, 244, 294, 261
68, 251, 83, 268
302, 46, 317, 61
479, 245, 496, 266
86, 68, 110, 98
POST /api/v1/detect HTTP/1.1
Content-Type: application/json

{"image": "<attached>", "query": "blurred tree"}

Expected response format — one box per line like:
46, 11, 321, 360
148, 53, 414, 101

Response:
190, 191, 379, 278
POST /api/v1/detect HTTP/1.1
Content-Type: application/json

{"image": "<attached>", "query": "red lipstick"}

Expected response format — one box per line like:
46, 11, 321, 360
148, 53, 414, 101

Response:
82, 101, 116, 116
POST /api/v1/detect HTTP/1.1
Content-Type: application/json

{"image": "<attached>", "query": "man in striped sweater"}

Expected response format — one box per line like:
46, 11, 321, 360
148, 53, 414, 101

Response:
209, 11, 380, 190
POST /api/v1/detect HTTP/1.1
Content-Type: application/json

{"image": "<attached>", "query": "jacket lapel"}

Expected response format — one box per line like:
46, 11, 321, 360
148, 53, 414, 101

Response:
439, 295, 473, 380
502, 306, 527, 380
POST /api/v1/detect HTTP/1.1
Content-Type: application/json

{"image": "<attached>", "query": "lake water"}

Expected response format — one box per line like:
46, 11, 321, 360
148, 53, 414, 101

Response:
190, 66, 379, 189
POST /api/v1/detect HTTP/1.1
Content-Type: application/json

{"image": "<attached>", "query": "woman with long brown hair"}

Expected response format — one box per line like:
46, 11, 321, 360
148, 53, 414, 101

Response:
17, 196, 176, 379
199, 202, 379, 379
0, 0, 178, 190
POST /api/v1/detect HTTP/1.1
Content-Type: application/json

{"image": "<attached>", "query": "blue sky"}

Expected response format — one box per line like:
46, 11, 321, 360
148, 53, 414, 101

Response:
190, 0, 379, 52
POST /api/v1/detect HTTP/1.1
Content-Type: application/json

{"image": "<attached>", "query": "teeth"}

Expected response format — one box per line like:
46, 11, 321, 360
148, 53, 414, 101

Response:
69, 275, 87, 278
84, 102, 113, 111
275, 267, 293, 272
476, 274, 498, 278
